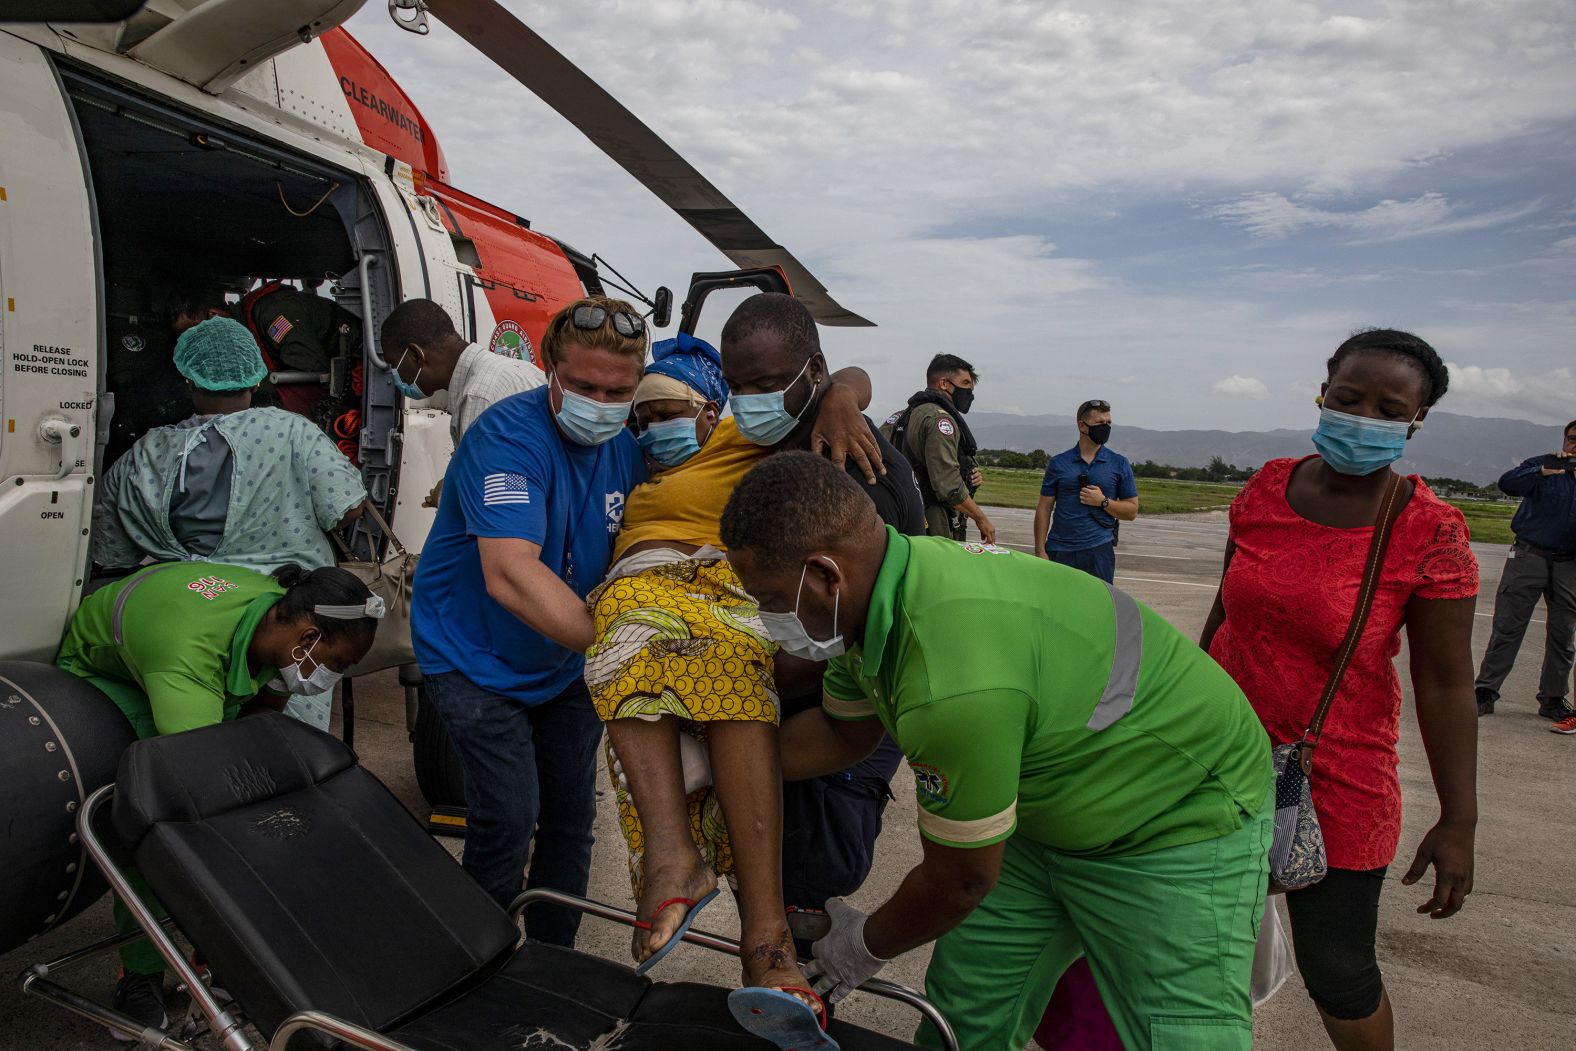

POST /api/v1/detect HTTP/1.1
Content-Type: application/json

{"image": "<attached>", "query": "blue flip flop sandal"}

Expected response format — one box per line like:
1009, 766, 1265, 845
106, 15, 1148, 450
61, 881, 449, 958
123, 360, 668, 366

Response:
727, 986, 838, 1051
633, 886, 720, 975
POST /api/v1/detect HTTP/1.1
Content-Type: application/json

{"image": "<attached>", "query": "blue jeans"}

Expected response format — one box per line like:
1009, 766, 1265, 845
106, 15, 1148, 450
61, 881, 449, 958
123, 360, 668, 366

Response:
423, 671, 601, 946
1049, 541, 1116, 583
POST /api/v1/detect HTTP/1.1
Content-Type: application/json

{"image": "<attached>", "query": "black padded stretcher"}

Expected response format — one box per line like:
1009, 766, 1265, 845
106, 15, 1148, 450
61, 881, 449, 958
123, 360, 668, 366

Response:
22, 715, 952, 1051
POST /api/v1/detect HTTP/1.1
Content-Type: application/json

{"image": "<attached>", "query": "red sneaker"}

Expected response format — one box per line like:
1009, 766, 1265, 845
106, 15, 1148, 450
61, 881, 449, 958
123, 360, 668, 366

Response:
1551, 714, 1576, 735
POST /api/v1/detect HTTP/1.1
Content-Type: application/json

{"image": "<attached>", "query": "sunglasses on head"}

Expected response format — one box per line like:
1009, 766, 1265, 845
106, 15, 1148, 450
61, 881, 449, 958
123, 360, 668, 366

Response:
571, 305, 645, 339
1083, 400, 1110, 412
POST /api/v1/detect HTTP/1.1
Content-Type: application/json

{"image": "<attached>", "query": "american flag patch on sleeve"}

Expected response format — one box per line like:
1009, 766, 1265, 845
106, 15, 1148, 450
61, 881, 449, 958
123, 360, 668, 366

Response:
483, 472, 531, 506
267, 315, 294, 342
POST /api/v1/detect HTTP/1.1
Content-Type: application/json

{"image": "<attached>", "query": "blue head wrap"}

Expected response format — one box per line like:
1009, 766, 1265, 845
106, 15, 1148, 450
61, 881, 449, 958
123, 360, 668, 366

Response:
644, 333, 729, 410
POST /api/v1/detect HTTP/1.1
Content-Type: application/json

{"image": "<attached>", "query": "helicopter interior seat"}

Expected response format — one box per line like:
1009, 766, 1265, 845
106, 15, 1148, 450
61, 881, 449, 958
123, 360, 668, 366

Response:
102, 714, 930, 1051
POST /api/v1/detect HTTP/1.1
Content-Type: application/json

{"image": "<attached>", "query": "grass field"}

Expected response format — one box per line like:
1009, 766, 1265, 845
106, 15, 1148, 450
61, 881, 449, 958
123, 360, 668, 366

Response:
977, 468, 1518, 545
1447, 499, 1516, 546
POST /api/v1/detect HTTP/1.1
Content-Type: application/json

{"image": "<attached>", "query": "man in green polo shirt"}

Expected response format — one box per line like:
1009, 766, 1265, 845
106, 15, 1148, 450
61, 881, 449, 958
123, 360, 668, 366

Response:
721, 452, 1273, 1051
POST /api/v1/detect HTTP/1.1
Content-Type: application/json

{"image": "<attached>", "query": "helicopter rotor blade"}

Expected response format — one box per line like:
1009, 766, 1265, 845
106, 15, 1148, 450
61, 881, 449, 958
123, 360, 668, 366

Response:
423, 0, 871, 327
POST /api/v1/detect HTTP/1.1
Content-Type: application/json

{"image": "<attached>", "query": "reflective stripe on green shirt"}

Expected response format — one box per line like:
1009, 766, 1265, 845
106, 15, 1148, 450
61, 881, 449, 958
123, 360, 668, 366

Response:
822, 530, 1271, 856
56, 562, 284, 739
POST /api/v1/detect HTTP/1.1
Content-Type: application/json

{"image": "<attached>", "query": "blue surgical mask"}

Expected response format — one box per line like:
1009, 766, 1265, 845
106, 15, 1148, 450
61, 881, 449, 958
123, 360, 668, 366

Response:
392, 346, 426, 400
731, 359, 813, 446
553, 372, 632, 446
638, 412, 706, 468
1312, 406, 1418, 476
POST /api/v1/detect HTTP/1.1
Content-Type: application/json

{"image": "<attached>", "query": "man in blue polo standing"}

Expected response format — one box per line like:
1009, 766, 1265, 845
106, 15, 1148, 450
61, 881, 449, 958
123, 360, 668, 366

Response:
1032, 399, 1139, 584
412, 297, 647, 943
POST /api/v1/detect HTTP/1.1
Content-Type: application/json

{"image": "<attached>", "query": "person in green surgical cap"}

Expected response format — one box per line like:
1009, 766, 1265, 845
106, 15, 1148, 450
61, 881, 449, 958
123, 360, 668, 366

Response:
93, 316, 367, 576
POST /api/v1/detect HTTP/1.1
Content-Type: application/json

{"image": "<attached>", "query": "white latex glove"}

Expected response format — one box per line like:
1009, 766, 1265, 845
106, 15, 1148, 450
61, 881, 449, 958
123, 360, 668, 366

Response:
802, 897, 889, 1004
609, 733, 713, 796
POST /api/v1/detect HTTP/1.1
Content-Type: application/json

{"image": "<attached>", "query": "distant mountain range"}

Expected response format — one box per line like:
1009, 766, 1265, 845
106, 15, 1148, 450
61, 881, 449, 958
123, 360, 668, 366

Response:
961, 410, 1561, 485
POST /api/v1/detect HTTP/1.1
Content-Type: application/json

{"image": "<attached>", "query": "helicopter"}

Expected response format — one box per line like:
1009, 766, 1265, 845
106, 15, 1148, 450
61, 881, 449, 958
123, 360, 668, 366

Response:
0, 0, 866, 956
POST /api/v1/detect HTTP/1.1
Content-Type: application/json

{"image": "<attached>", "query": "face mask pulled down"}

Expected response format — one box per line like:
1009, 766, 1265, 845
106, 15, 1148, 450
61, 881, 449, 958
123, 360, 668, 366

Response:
279, 636, 341, 697
1312, 406, 1417, 476
756, 560, 845, 660
392, 346, 426, 401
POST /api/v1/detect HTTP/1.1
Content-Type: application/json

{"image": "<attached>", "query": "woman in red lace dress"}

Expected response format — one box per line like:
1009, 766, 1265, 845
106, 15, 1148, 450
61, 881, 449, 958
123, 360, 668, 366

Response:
1201, 329, 1479, 1051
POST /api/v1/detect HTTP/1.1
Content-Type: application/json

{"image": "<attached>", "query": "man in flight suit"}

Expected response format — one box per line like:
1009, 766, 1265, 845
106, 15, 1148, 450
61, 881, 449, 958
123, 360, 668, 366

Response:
240, 281, 350, 417
882, 354, 995, 544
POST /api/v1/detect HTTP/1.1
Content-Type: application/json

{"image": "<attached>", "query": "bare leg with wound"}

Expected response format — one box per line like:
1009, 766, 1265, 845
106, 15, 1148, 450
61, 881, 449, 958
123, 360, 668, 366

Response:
706, 720, 813, 1007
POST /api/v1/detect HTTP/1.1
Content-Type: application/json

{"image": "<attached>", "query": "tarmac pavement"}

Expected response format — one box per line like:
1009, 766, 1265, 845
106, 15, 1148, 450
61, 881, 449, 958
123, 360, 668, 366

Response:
2, 508, 1571, 1049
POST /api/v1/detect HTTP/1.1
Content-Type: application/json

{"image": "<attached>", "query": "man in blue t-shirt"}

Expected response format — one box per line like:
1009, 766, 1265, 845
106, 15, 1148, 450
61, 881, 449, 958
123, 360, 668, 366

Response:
412, 298, 647, 940
1032, 398, 1139, 583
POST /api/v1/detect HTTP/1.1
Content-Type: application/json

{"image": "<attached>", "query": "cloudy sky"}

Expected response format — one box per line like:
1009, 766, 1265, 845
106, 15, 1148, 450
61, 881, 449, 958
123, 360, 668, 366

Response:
346, 1, 1576, 431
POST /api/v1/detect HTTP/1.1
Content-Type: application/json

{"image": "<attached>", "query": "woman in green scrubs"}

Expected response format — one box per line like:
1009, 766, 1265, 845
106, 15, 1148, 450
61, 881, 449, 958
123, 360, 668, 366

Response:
56, 559, 383, 1035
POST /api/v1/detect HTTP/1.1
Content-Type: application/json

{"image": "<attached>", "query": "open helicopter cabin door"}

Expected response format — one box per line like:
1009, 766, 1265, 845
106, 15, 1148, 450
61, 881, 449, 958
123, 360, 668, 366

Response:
0, 36, 99, 660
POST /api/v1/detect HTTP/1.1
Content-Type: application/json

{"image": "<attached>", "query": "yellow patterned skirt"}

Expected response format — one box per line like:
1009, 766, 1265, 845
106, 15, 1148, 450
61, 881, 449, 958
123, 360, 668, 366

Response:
584, 555, 778, 898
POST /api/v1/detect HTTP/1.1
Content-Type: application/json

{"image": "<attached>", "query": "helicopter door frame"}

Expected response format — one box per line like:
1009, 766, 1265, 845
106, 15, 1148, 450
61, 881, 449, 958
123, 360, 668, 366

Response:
57, 64, 406, 518
0, 37, 102, 661
362, 165, 471, 552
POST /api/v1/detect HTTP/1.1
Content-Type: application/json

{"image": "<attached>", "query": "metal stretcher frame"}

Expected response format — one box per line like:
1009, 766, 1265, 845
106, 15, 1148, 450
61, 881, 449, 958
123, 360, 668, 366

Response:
505, 888, 960, 1051
19, 785, 960, 1051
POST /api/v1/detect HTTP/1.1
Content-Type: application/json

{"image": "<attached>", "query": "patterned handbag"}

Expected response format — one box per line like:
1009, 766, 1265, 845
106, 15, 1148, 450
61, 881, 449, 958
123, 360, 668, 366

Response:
1269, 472, 1406, 892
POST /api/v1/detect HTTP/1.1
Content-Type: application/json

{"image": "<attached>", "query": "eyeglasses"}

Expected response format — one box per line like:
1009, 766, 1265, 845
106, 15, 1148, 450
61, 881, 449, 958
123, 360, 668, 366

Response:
571, 305, 645, 339
1083, 400, 1110, 412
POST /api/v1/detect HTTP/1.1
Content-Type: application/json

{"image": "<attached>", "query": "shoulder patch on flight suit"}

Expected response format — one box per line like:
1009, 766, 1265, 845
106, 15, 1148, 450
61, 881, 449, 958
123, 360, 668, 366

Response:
936, 417, 956, 437
885, 410, 903, 426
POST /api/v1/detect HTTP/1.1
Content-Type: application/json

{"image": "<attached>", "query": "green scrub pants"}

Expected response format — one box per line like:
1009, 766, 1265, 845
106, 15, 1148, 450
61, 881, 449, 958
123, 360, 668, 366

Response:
917, 791, 1272, 1051
74, 674, 177, 974
114, 870, 168, 975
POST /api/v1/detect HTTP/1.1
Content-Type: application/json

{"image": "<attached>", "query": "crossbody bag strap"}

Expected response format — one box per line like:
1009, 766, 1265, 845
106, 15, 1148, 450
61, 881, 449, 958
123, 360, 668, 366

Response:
358, 498, 408, 559
1298, 470, 1407, 774
331, 500, 408, 562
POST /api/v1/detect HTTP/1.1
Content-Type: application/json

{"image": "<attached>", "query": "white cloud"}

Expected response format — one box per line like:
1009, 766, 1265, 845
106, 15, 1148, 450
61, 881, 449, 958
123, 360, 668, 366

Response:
1445, 362, 1576, 422
1205, 192, 1542, 242
338, 1, 1576, 432
1213, 375, 1272, 399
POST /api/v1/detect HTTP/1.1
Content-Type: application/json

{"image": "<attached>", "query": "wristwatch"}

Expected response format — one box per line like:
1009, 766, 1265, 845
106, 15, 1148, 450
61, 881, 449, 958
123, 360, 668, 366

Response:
1099, 497, 1110, 511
